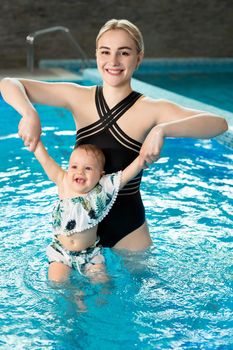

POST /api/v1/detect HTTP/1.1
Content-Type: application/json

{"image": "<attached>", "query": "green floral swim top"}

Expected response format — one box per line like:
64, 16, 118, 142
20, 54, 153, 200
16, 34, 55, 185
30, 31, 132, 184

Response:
52, 171, 122, 236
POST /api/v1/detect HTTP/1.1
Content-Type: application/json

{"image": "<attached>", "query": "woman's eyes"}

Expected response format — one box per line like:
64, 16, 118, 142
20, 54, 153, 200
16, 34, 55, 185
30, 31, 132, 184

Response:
120, 51, 130, 56
100, 50, 110, 55
100, 50, 130, 56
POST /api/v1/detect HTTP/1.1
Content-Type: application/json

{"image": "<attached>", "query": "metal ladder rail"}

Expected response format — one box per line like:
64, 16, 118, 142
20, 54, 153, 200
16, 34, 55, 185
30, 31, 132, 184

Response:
26, 26, 89, 72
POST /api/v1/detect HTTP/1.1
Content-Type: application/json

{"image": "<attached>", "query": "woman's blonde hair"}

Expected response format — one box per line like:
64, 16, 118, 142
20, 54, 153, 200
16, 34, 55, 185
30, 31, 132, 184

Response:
96, 19, 144, 54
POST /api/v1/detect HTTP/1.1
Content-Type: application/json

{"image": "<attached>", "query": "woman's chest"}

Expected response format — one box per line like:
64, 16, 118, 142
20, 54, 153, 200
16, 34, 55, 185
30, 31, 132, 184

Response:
75, 102, 155, 144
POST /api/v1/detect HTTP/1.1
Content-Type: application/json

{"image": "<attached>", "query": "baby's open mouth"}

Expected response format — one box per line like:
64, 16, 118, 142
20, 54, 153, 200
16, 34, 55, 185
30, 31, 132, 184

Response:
75, 177, 85, 184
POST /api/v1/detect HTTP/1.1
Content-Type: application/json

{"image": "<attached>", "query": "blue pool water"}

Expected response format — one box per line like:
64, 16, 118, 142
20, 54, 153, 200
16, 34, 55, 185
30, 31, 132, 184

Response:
134, 72, 233, 113
0, 87, 233, 350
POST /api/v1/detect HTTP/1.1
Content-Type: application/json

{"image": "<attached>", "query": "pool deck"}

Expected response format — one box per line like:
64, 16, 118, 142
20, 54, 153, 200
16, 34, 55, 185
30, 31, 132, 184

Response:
0, 67, 232, 149
0, 67, 82, 81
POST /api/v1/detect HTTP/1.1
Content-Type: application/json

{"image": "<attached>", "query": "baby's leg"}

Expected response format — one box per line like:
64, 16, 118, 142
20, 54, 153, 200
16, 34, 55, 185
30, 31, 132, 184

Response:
84, 249, 108, 283
85, 263, 109, 283
48, 262, 71, 283
46, 242, 72, 282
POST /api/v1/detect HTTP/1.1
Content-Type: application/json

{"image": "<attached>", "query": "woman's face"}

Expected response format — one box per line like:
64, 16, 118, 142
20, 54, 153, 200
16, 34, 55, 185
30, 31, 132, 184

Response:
96, 29, 143, 87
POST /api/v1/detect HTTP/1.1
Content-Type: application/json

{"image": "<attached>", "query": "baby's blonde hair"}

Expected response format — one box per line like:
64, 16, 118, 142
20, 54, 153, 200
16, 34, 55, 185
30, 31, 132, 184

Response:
74, 144, 105, 170
96, 18, 144, 54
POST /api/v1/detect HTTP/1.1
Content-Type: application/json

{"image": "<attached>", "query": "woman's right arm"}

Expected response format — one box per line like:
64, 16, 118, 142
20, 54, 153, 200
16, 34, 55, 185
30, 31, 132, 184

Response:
0, 78, 83, 151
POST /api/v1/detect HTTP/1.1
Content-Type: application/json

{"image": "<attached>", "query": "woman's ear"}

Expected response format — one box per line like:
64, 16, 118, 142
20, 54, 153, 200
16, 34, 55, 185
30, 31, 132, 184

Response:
136, 52, 144, 70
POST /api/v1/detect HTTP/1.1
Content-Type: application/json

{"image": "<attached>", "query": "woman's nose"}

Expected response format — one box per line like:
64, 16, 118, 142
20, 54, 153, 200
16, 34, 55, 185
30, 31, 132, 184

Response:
110, 53, 120, 66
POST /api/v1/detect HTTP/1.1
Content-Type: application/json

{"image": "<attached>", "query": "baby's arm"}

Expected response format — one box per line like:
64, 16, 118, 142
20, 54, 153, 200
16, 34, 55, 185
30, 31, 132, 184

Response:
34, 140, 65, 185
120, 156, 144, 189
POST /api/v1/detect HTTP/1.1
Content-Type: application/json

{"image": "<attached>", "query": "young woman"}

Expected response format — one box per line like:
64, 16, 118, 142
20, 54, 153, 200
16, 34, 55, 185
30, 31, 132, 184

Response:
0, 19, 228, 251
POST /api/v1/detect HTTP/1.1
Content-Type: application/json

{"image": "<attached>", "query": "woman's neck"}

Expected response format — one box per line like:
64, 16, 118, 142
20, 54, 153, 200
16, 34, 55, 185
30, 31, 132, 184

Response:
102, 83, 133, 109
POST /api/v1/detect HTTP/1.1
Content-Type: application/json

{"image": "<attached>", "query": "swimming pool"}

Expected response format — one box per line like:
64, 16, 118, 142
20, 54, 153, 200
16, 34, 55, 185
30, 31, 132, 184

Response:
0, 81, 233, 350
134, 71, 233, 113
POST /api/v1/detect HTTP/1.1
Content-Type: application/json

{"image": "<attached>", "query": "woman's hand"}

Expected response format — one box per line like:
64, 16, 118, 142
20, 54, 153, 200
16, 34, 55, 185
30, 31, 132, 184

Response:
18, 111, 42, 152
139, 125, 165, 168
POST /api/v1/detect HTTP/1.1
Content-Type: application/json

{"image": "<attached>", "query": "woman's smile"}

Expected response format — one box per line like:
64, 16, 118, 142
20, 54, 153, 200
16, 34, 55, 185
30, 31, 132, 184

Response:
105, 68, 124, 75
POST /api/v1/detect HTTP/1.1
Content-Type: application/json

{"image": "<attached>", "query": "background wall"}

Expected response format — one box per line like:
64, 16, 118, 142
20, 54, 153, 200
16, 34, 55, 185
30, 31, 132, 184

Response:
1, 0, 233, 68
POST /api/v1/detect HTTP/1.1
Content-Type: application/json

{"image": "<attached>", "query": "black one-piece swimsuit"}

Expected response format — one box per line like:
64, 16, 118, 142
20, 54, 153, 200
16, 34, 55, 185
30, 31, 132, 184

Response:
75, 86, 145, 247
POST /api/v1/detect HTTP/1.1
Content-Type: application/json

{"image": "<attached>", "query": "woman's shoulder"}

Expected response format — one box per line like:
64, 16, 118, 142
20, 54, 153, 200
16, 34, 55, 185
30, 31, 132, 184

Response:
60, 83, 97, 112
138, 95, 180, 115
60, 82, 96, 96
139, 95, 174, 108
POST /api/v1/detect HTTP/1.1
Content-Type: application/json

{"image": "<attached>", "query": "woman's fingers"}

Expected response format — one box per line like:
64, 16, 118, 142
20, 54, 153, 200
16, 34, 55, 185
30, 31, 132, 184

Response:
18, 115, 41, 151
18, 128, 39, 152
140, 145, 160, 163
21, 136, 39, 152
139, 140, 162, 166
139, 127, 164, 168
27, 138, 39, 152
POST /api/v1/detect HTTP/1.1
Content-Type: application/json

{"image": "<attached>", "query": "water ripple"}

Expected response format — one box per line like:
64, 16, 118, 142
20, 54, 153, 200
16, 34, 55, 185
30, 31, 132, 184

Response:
0, 134, 232, 349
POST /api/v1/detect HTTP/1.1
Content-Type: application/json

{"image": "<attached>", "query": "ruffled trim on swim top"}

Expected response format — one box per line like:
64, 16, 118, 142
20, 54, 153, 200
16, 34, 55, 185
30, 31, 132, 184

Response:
52, 171, 122, 236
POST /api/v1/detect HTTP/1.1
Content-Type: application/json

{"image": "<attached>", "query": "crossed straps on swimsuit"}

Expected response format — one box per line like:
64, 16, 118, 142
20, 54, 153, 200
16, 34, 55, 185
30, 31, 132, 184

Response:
76, 86, 143, 195
77, 86, 142, 151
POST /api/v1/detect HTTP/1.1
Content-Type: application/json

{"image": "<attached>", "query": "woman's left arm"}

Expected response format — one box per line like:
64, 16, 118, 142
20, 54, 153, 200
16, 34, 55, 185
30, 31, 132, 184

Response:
139, 100, 228, 167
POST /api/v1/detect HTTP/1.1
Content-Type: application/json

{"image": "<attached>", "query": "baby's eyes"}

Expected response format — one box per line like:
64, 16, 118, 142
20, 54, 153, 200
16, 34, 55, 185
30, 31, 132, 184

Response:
70, 165, 92, 171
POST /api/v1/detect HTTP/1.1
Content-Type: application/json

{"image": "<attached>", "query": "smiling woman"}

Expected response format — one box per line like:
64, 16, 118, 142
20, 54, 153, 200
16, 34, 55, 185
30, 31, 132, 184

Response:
95, 19, 144, 88
96, 28, 143, 88
0, 18, 228, 254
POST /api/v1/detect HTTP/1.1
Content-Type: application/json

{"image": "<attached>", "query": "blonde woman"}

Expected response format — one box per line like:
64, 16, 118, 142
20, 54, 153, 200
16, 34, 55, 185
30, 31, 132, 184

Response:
0, 19, 228, 252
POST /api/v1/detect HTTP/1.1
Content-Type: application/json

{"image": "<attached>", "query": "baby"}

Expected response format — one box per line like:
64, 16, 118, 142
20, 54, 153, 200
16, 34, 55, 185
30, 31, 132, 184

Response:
34, 141, 143, 282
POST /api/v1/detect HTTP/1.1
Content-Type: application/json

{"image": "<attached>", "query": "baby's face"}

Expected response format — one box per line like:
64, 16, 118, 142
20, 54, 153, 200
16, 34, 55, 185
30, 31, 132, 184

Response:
68, 148, 103, 194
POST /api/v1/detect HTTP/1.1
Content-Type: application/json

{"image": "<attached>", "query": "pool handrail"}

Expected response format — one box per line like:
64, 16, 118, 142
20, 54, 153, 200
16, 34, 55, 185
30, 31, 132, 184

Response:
26, 26, 89, 72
